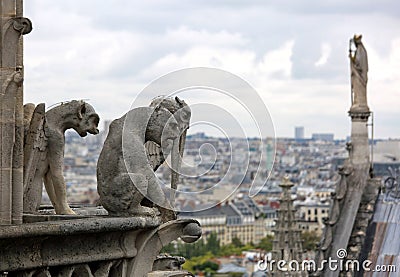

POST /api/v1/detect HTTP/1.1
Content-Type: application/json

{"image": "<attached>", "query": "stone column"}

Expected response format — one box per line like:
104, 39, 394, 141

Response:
0, 0, 32, 225
320, 36, 371, 277
349, 112, 370, 165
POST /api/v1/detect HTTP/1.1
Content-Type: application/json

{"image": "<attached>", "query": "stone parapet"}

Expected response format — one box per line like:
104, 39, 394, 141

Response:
0, 214, 201, 277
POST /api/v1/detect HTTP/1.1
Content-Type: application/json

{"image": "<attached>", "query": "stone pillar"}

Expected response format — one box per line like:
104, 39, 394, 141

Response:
318, 36, 372, 277
0, 0, 32, 225
348, 34, 370, 167
349, 112, 370, 166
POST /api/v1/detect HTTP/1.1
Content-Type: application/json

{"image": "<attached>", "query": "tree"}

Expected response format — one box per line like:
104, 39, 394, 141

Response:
194, 260, 219, 271
183, 252, 217, 273
218, 243, 242, 256
206, 232, 220, 255
301, 231, 320, 251
176, 238, 207, 258
231, 237, 243, 248
257, 235, 273, 251
161, 242, 176, 254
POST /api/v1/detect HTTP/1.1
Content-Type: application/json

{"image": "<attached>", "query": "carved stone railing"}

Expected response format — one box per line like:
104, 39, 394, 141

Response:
0, 211, 201, 277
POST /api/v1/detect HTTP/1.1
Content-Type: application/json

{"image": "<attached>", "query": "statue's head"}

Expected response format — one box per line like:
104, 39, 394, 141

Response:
148, 96, 191, 192
71, 100, 100, 137
353, 34, 362, 44
149, 96, 191, 133
146, 106, 180, 148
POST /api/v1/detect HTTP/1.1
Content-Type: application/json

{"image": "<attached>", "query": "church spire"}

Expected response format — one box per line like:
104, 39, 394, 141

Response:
272, 176, 307, 276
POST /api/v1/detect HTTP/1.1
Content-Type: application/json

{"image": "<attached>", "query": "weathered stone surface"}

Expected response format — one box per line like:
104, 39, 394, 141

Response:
97, 97, 190, 221
0, 216, 200, 277
23, 101, 100, 215
1, 72, 23, 225
312, 36, 378, 277
0, 216, 160, 271
23, 103, 46, 212
128, 219, 201, 277
1, 0, 32, 225
153, 254, 185, 271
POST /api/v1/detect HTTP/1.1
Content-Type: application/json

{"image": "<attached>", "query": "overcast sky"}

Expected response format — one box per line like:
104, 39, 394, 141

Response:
23, 0, 400, 139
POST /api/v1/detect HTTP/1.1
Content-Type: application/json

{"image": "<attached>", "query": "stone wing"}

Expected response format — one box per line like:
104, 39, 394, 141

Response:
23, 103, 47, 192
145, 140, 165, 171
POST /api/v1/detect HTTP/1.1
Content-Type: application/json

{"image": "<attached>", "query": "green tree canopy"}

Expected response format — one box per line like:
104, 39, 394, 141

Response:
301, 230, 320, 251
257, 235, 273, 251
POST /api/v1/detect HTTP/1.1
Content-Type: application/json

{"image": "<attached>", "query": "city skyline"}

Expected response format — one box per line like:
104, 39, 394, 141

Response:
24, 1, 400, 139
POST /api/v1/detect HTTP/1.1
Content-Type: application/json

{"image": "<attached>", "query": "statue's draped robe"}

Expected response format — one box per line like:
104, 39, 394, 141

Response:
351, 41, 368, 110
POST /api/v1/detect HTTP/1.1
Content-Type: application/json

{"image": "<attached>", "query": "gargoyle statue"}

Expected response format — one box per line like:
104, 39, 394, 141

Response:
97, 96, 190, 220
23, 100, 99, 215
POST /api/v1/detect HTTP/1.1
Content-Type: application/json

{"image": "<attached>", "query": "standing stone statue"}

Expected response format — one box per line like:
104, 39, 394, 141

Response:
349, 34, 369, 112
23, 100, 100, 214
97, 97, 190, 221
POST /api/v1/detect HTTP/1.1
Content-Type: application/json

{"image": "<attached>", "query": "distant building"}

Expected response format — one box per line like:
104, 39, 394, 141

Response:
313, 187, 335, 199
294, 126, 304, 141
179, 197, 269, 245
311, 133, 334, 142
297, 220, 321, 234
186, 132, 207, 139
261, 205, 277, 236
297, 202, 330, 235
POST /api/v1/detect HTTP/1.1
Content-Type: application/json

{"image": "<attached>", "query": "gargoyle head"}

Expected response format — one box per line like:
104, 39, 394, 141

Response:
74, 101, 100, 137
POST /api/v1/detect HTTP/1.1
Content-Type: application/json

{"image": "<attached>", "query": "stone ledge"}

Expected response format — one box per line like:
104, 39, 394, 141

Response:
0, 215, 161, 239
0, 216, 201, 274
0, 215, 161, 271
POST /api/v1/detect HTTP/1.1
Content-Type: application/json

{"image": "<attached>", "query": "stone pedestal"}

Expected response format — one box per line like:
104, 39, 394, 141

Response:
349, 111, 371, 166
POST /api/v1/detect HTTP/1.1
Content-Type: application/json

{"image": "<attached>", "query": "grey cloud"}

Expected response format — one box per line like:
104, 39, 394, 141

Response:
22, 0, 400, 138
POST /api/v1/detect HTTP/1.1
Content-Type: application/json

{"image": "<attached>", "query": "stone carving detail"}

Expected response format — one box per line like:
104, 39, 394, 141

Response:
97, 97, 190, 220
129, 219, 201, 276
153, 254, 186, 271
23, 100, 100, 214
12, 17, 33, 35
0, 72, 24, 224
0, 0, 32, 225
349, 34, 369, 112
1, 17, 32, 68
147, 96, 190, 206
10, 260, 127, 277
384, 167, 400, 201
312, 167, 379, 276
311, 161, 353, 276
0, 214, 200, 276
319, 218, 332, 251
